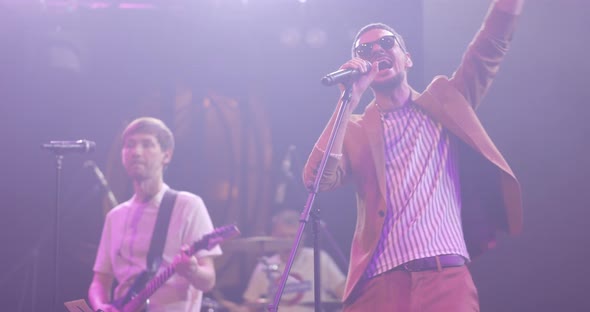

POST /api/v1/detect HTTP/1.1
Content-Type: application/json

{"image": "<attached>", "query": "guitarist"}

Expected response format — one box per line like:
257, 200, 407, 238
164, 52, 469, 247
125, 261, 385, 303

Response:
88, 117, 222, 312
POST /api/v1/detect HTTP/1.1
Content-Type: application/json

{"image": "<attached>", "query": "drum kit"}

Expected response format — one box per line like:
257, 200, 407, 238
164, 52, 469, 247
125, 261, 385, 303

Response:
200, 235, 287, 312
201, 236, 342, 312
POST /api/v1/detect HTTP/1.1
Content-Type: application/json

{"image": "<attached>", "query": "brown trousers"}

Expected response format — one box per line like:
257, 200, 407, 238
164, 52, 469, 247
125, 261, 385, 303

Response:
343, 266, 479, 312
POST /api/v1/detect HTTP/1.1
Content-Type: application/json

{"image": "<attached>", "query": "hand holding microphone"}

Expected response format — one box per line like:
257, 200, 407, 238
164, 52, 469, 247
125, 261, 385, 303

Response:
321, 59, 375, 87
322, 59, 380, 112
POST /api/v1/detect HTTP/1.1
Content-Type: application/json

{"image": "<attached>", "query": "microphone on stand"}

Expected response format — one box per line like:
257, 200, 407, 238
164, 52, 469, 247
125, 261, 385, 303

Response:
84, 160, 119, 208
42, 140, 96, 154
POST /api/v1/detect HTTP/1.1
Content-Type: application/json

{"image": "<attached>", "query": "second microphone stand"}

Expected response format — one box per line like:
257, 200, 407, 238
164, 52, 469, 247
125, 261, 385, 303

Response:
52, 153, 65, 312
268, 84, 354, 312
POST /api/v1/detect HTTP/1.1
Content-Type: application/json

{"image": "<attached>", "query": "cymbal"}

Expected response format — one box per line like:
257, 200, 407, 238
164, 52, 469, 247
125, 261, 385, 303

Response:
221, 236, 293, 254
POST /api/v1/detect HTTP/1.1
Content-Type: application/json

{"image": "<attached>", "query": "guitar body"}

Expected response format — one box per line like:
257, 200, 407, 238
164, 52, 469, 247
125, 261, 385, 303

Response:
111, 271, 155, 312
112, 299, 146, 312
110, 225, 240, 312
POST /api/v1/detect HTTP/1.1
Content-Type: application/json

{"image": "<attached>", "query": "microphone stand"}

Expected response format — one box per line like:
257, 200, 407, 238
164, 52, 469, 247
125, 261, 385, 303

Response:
269, 84, 353, 312
51, 153, 64, 311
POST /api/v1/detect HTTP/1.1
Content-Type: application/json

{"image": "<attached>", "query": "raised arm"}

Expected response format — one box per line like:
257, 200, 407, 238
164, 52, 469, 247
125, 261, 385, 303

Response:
495, 0, 525, 15
450, 0, 525, 108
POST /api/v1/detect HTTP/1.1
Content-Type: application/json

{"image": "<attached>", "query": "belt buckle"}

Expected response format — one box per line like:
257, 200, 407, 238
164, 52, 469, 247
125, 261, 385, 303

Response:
402, 262, 412, 271
401, 257, 435, 272
402, 260, 418, 272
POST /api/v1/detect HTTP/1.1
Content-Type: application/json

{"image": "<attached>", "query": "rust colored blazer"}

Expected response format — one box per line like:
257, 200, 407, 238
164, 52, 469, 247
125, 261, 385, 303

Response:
303, 7, 523, 302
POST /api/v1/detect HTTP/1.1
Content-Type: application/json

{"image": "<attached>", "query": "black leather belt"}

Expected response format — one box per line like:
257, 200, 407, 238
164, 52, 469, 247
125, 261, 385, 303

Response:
397, 254, 465, 272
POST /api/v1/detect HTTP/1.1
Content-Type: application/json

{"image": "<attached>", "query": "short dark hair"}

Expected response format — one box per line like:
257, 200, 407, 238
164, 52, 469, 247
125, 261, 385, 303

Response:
122, 117, 175, 152
351, 22, 408, 57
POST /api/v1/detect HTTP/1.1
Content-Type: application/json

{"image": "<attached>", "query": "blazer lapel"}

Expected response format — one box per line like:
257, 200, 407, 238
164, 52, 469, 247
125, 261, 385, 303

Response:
360, 102, 388, 200
414, 77, 516, 177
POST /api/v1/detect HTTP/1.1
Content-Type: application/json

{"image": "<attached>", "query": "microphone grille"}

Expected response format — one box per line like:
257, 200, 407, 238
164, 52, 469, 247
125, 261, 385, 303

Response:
79, 140, 97, 153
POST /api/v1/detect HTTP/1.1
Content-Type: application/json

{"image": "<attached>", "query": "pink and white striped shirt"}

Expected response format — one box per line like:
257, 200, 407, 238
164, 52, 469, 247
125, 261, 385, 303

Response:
364, 102, 469, 278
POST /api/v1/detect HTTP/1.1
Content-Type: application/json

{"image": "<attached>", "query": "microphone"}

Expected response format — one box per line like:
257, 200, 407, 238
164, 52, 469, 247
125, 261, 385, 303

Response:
42, 140, 96, 154
321, 62, 372, 86
84, 160, 119, 208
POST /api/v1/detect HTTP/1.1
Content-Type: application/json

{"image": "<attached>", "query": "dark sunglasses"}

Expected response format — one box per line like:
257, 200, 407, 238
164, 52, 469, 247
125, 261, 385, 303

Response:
354, 35, 397, 59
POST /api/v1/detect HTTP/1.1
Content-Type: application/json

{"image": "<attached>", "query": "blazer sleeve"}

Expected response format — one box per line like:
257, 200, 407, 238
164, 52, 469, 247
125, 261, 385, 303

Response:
450, 6, 520, 109
302, 144, 351, 192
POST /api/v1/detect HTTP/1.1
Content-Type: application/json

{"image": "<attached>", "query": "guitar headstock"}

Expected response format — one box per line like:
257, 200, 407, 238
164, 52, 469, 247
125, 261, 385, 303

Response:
190, 224, 241, 254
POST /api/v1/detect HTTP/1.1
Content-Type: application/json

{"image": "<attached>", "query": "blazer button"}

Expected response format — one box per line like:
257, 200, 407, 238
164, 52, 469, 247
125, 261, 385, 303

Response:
378, 210, 385, 217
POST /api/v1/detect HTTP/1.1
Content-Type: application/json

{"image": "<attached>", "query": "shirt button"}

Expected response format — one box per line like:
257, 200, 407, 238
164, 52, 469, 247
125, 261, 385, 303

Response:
378, 210, 385, 217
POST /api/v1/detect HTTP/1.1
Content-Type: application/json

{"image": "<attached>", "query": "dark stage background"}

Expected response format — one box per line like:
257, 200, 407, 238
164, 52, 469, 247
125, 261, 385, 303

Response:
0, 0, 588, 311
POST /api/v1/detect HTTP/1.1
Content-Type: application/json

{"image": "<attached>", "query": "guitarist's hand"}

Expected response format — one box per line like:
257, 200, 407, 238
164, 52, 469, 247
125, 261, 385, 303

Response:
174, 244, 216, 291
175, 245, 200, 280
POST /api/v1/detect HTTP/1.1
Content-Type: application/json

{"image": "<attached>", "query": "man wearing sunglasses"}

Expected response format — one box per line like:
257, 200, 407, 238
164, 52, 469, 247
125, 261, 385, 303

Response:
303, 0, 525, 311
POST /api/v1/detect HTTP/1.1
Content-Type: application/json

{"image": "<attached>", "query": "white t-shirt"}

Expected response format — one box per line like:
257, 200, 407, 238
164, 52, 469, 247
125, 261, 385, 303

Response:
243, 248, 345, 312
93, 185, 222, 312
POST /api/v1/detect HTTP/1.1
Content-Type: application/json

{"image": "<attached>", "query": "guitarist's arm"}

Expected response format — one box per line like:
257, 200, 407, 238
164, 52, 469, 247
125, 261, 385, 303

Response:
88, 272, 118, 312
175, 253, 217, 291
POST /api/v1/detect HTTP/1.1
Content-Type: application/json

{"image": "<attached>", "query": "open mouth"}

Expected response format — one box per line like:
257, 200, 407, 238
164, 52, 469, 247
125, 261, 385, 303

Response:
377, 60, 393, 71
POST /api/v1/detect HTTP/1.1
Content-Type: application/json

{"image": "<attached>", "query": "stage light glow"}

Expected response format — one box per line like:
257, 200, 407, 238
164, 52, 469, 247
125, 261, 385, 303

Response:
305, 28, 327, 48
279, 28, 302, 47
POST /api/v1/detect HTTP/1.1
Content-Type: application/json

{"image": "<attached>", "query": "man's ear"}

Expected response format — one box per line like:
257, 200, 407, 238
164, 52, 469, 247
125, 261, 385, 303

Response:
405, 53, 413, 68
163, 150, 173, 165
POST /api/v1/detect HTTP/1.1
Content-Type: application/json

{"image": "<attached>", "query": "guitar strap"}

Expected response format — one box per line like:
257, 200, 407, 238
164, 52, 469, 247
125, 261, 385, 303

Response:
146, 188, 178, 273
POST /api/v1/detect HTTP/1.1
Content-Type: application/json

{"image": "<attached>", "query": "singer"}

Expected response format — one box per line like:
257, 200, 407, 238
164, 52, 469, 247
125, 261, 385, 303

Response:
303, 1, 525, 311
88, 117, 222, 312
